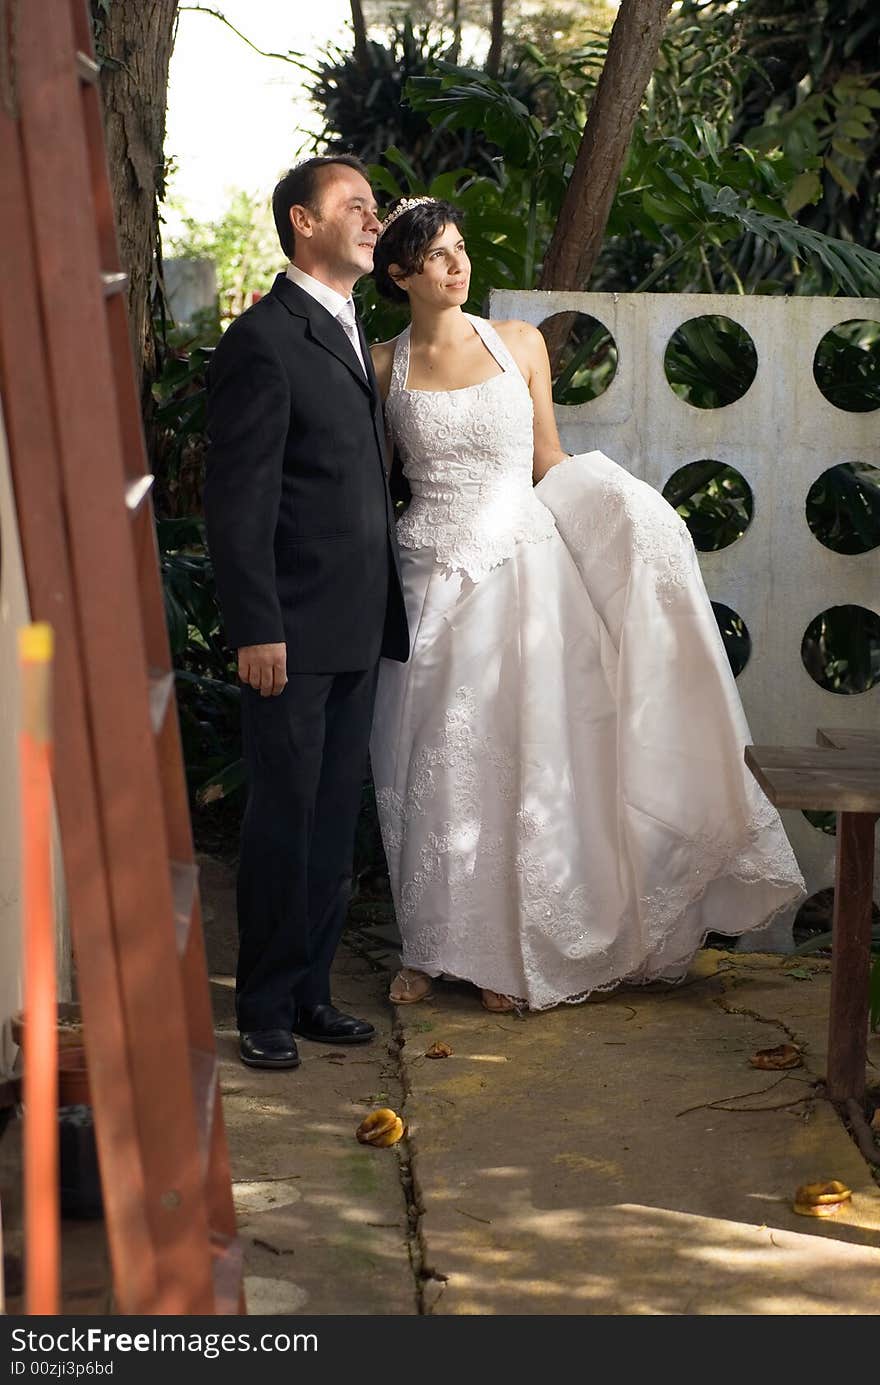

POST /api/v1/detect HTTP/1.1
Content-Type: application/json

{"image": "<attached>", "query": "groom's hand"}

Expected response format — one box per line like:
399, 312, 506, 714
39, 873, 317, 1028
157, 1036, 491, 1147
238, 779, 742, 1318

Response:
237, 642, 287, 697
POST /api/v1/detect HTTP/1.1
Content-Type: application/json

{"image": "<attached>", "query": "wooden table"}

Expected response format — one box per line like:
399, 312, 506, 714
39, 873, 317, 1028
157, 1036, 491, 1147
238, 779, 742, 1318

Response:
744, 729, 880, 1107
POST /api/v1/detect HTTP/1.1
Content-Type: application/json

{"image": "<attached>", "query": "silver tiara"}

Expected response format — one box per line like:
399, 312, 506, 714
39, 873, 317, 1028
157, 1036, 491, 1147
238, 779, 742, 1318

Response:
377, 196, 437, 238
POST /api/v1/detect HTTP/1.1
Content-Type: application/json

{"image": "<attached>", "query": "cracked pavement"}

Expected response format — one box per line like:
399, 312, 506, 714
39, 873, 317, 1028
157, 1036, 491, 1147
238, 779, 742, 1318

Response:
200, 857, 880, 1316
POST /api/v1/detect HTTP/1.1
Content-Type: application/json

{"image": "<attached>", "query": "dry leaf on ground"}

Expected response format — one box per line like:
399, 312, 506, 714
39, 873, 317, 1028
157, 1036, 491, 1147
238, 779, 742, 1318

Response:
749, 1043, 802, 1070
792, 1179, 852, 1217
356, 1108, 405, 1148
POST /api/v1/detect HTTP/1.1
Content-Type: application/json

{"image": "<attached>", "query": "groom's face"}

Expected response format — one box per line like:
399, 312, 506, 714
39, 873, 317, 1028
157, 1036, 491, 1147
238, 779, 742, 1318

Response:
304, 166, 380, 283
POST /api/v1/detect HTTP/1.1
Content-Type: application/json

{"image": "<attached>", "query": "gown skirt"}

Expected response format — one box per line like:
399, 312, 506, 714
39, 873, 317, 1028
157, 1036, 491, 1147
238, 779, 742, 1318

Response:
370, 450, 805, 1011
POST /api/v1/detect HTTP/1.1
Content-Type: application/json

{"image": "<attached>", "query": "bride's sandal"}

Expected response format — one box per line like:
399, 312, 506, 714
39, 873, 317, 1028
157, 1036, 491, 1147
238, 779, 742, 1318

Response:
481, 989, 517, 1013
389, 968, 433, 1005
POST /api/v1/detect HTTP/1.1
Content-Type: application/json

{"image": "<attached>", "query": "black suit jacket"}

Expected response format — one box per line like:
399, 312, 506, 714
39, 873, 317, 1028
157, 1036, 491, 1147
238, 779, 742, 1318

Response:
203, 273, 409, 672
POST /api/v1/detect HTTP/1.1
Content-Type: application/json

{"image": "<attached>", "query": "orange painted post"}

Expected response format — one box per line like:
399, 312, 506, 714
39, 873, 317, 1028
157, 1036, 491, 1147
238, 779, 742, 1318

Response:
20, 622, 59, 1315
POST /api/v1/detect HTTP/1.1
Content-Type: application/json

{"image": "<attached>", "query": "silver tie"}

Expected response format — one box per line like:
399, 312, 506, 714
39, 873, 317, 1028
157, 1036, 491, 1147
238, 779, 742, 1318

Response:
337, 300, 366, 377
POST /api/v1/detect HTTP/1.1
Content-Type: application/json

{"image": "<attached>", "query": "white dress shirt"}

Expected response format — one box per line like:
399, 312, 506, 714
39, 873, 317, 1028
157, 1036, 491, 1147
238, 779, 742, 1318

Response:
285, 263, 367, 377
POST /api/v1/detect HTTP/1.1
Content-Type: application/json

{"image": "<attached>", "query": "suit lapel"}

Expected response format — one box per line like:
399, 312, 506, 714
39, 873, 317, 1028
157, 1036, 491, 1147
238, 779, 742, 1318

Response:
271, 273, 372, 397
270, 274, 391, 477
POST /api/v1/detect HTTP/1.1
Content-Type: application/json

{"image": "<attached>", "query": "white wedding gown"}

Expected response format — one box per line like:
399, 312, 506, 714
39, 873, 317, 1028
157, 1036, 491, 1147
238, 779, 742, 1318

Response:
370, 314, 805, 1010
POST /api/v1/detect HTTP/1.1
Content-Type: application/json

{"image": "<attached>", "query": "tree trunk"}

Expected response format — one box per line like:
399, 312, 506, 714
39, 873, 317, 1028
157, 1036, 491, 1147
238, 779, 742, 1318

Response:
350, 0, 369, 70
449, 0, 462, 63
91, 0, 179, 399
539, 0, 673, 366
487, 0, 505, 79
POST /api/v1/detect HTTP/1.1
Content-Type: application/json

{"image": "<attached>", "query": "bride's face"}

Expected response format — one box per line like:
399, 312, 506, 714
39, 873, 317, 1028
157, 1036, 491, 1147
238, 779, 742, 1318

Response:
395, 222, 470, 308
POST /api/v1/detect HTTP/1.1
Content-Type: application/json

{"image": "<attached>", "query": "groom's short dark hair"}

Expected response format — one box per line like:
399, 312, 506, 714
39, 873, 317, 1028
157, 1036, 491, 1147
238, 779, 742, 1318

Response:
273, 155, 370, 259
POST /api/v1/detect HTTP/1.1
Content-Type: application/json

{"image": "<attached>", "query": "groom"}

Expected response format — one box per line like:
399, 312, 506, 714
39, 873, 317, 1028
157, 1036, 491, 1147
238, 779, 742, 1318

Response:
204, 155, 409, 1069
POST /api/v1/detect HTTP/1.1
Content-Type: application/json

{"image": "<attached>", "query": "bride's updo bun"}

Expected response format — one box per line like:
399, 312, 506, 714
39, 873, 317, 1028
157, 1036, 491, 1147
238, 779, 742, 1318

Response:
373, 197, 463, 303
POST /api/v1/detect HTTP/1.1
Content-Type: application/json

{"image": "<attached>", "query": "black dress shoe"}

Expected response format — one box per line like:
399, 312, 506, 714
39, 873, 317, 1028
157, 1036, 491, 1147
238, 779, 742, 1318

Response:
239, 1029, 300, 1069
292, 1004, 375, 1045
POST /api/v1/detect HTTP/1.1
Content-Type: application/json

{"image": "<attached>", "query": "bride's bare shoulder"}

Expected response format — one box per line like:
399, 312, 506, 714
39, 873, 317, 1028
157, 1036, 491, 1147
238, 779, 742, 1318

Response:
490, 318, 548, 363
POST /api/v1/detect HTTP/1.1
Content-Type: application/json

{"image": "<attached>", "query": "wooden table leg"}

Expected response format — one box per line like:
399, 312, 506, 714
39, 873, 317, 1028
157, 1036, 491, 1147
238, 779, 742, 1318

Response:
826, 811, 878, 1106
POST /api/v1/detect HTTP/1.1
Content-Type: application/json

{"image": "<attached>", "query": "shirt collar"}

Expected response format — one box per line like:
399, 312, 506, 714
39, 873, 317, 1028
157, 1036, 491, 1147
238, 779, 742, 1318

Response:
286, 263, 352, 320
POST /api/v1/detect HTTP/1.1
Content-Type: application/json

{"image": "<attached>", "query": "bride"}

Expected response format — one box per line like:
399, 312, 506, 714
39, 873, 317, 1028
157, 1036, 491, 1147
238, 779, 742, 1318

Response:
368, 196, 805, 1014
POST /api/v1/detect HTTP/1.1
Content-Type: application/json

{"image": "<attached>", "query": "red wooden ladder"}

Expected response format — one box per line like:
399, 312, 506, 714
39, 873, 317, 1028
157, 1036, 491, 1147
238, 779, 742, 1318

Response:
0, 0, 242, 1312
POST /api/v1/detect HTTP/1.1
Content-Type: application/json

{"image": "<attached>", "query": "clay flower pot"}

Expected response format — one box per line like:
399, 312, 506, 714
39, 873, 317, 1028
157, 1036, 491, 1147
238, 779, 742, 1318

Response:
11, 1002, 91, 1106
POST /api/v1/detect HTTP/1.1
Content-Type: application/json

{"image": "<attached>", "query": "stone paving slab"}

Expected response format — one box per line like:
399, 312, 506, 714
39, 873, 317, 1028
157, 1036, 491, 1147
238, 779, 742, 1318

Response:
213, 950, 416, 1316
396, 952, 880, 1315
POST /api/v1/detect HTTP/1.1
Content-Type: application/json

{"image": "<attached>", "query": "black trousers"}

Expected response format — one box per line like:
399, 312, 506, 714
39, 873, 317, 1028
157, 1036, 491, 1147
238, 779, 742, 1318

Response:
235, 664, 379, 1032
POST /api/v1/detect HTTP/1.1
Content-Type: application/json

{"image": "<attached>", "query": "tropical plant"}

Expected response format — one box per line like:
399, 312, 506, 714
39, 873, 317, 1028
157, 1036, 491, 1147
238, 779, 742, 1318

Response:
733, 0, 880, 251
158, 515, 244, 807
305, 20, 472, 178
151, 335, 246, 807
403, 38, 880, 304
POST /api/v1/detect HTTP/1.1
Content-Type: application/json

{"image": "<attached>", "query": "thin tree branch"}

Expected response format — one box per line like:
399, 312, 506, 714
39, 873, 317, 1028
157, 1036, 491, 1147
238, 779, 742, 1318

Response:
675, 1074, 815, 1117
178, 6, 304, 66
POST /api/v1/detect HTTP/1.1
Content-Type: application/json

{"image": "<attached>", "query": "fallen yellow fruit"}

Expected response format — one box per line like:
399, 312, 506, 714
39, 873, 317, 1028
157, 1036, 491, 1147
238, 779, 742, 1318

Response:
356, 1108, 405, 1148
792, 1179, 852, 1217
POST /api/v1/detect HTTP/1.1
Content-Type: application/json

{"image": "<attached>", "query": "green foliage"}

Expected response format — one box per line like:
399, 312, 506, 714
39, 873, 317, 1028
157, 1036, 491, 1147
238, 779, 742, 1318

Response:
801, 605, 880, 695
645, 10, 762, 142
711, 604, 751, 677
304, 19, 504, 182
732, 0, 880, 249
663, 463, 753, 553
604, 127, 880, 297
747, 76, 880, 210
152, 332, 244, 808
304, 20, 468, 175
813, 319, 880, 412
664, 316, 758, 408
807, 463, 880, 555
549, 316, 617, 405
166, 189, 277, 322
356, 154, 548, 339
394, 28, 880, 303
158, 515, 244, 807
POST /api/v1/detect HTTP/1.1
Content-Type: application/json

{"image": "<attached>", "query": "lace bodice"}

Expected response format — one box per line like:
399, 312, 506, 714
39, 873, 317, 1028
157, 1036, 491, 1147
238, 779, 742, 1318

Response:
385, 314, 556, 581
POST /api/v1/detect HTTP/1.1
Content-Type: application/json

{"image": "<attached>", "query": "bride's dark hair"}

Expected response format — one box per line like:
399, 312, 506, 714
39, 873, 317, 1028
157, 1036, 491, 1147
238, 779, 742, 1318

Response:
373, 198, 464, 303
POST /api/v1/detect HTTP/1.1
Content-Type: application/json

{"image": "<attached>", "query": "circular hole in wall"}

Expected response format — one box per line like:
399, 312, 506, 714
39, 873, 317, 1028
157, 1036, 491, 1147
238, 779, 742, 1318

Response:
813, 318, 880, 412
662, 461, 754, 551
793, 887, 880, 949
801, 604, 880, 694
712, 601, 751, 677
542, 312, 618, 405
805, 461, 880, 555
792, 888, 834, 950
801, 810, 836, 837
664, 315, 757, 409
